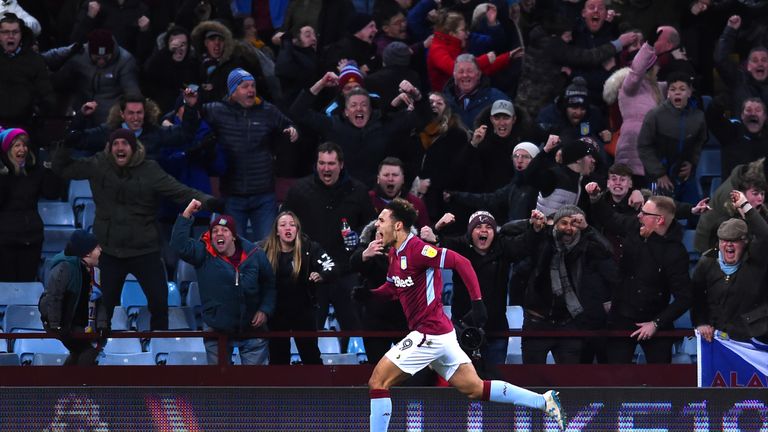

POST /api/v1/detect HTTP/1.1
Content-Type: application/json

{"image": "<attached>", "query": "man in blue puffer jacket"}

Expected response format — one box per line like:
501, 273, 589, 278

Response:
170, 198, 276, 365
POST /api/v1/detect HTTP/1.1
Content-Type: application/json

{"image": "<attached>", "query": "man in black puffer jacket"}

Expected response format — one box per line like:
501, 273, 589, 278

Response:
185, 67, 298, 241
587, 186, 693, 364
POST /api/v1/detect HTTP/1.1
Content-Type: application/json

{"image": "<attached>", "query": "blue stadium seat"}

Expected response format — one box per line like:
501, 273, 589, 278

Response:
3, 305, 44, 333
67, 180, 93, 207
42, 226, 77, 257
682, 230, 700, 266
32, 353, 68, 366
185, 281, 201, 308
121, 279, 182, 318
505, 306, 524, 364
136, 306, 195, 332
185, 282, 203, 329
0, 353, 20, 366
77, 200, 96, 232
442, 305, 452, 319
167, 282, 181, 307
0, 282, 44, 316
111, 306, 133, 331
321, 353, 358, 365
99, 353, 155, 365
103, 337, 143, 355
14, 338, 69, 365
175, 260, 197, 294
148, 337, 206, 364
696, 149, 722, 197
120, 279, 147, 318
317, 335, 341, 354
38, 201, 75, 226
166, 351, 208, 365
708, 177, 722, 199
0, 338, 7, 353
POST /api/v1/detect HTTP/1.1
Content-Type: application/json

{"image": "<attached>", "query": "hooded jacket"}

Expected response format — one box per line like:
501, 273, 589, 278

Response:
191, 20, 267, 103
637, 99, 707, 180
38, 253, 109, 331
52, 37, 141, 124
52, 142, 215, 258
170, 214, 276, 333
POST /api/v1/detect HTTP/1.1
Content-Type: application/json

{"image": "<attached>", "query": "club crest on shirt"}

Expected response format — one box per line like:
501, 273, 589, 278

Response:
400, 256, 407, 270
421, 245, 438, 258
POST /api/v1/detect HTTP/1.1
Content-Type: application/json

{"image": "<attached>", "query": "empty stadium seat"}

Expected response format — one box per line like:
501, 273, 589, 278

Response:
120, 278, 147, 317
505, 306, 524, 365
167, 282, 181, 307
99, 353, 156, 365
136, 306, 195, 332
696, 149, 722, 197
38, 201, 75, 226
103, 337, 143, 355
77, 200, 96, 232
41, 226, 77, 257
185, 282, 202, 329
0, 282, 44, 315
121, 278, 183, 318
175, 260, 197, 294
3, 305, 44, 333
0, 338, 7, 353
32, 353, 68, 366
166, 351, 208, 365
317, 335, 341, 354
111, 306, 133, 331
0, 353, 20, 366
148, 337, 206, 364
14, 338, 69, 365
321, 353, 358, 365
442, 305, 452, 319
67, 180, 93, 207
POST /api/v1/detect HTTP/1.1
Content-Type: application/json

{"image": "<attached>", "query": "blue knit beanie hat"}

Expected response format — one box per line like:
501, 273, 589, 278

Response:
227, 68, 254, 97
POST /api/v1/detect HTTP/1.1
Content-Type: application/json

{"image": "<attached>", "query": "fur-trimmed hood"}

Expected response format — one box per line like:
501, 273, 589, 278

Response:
105, 99, 162, 130
191, 20, 235, 63
603, 67, 631, 105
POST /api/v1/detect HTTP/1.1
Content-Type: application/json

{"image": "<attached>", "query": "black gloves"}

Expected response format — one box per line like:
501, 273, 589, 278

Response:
462, 300, 488, 328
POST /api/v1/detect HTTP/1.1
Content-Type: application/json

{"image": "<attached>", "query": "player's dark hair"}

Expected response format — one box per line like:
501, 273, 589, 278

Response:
385, 197, 417, 230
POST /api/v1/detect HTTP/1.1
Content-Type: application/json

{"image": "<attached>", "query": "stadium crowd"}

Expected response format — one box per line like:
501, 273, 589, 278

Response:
1, 0, 768, 367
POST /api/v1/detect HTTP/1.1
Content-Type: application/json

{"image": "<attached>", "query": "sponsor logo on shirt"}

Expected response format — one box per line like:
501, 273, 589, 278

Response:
392, 275, 414, 287
421, 245, 438, 258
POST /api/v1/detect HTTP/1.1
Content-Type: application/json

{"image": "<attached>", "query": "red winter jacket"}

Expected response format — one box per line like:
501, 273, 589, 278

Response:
426, 31, 511, 92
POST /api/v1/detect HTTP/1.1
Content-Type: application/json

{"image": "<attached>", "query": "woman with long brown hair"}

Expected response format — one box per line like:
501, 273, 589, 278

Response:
261, 211, 337, 364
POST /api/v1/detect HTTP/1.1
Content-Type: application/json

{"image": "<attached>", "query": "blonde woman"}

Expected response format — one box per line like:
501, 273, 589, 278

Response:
260, 211, 337, 364
0, 128, 59, 281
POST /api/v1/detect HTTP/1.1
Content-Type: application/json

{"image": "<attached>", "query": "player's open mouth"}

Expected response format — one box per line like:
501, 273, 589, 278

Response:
216, 239, 225, 245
